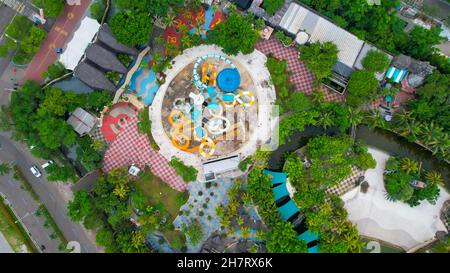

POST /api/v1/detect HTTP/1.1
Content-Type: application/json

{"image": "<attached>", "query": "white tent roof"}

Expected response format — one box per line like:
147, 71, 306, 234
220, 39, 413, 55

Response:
280, 3, 364, 68
59, 16, 101, 70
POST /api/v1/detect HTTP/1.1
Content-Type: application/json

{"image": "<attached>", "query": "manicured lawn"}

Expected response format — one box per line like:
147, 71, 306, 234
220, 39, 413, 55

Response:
135, 168, 188, 218
361, 238, 404, 253
0, 196, 36, 253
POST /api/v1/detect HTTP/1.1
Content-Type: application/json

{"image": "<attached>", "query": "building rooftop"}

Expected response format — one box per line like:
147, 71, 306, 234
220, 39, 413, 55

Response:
95, 24, 138, 56
74, 61, 116, 91
279, 2, 364, 68
85, 43, 128, 74
59, 16, 101, 70
67, 107, 98, 136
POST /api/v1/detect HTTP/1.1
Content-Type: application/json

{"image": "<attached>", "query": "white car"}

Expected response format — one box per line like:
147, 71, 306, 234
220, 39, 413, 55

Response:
41, 160, 54, 169
30, 165, 42, 178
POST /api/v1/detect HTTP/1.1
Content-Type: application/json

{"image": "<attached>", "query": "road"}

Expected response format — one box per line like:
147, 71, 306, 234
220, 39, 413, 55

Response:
0, 133, 101, 253
21, 0, 91, 83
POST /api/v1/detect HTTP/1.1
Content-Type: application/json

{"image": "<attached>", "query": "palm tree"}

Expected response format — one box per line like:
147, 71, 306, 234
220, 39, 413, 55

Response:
113, 183, 129, 199
163, 12, 177, 28
318, 111, 334, 129
311, 88, 325, 104
255, 230, 266, 241
400, 158, 420, 175
420, 122, 444, 145
0, 163, 11, 175
236, 216, 244, 226
365, 109, 386, 129
348, 107, 363, 139
425, 171, 445, 186
221, 216, 231, 230
215, 205, 225, 219
240, 227, 252, 239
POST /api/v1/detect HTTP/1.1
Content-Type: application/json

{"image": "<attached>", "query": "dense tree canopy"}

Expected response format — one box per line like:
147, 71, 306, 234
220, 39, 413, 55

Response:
33, 0, 65, 18
361, 50, 390, 73
346, 70, 379, 107
384, 157, 441, 206
208, 11, 259, 55
109, 12, 153, 46
299, 41, 339, 81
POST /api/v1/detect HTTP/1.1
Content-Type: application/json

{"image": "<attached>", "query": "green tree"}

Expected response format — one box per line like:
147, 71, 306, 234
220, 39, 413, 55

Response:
400, 158, 419, 175
425, 171, 444, 187
362, 50, 390, 72
46, 164, 76, 182
183, 220, 204, 246
401, 26, 443, 60
284, 92, 312, 113
42, 61, 66, 80
263, 0, 285, 15
32, 0, 65, 18
266, 221, 308, 253
208, 11, 259, 55
169, 157, 198, 182
299, 41, 339, 81
95, 227, 117, 252
0, 163, 12, 175
109, 12, 153, 46
67, 190, 94, 222
346, 70, 379, 107
19, 26, 46, 55
36, 117, 77, 149
90, 0, 105, 22
5, 16, 32, 41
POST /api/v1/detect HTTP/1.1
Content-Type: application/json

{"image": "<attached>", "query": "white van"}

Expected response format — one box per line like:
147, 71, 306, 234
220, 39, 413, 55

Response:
30, 166, 42, 178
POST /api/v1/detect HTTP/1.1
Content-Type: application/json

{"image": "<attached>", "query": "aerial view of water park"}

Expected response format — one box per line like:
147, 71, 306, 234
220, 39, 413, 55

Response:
0, 0, 449, 261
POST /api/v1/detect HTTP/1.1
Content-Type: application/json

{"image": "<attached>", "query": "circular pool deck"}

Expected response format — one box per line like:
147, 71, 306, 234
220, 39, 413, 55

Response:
149, 45, 277, 177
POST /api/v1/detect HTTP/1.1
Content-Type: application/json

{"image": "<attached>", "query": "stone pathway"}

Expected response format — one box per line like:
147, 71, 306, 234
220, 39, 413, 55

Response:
173, 178, 234, 252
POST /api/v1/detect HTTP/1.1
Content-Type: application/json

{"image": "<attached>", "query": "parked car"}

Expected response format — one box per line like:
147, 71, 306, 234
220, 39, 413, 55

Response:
41, 160, 54, 169
30, 165, 42, 178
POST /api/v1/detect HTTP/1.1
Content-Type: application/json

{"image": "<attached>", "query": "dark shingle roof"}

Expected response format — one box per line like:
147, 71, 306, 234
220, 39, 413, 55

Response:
74, 61, 116, 91
85, 43, 127, 74
96, 24, 138, 56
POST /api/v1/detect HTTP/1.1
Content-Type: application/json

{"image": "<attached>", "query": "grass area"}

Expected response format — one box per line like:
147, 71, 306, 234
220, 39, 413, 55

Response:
163, 229, 186, 251
0, 196, 36, 253
135, 168, 188, 218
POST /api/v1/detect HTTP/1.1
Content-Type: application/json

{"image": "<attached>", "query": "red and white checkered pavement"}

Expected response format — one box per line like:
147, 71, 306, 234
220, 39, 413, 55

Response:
256, 39, 346, 103
102, 115, 187, 192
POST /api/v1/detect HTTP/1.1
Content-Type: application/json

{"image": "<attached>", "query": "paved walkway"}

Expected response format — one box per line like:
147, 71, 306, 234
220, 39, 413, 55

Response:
102, 115, 187, 192
21, 0, 90, 84
173, 178, 234, 252
342, 147, 450, 250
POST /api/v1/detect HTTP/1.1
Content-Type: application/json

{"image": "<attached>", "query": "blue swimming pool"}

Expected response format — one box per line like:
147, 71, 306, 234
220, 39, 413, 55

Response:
128, 57, 159, 106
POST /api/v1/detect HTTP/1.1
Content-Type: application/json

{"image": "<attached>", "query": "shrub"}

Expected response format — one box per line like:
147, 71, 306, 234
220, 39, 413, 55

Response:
169, 157, 198, 182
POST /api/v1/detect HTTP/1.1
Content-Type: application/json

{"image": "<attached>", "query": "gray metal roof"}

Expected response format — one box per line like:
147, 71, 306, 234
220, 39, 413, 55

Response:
96, 24, 138, 56
279, 2, 364, 68
85, 43, 127, 74
67, 107, 98, 135
74, 61, 116, 91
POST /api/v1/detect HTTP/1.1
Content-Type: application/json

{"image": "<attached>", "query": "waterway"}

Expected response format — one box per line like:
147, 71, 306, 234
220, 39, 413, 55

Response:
267, 125, 450, 190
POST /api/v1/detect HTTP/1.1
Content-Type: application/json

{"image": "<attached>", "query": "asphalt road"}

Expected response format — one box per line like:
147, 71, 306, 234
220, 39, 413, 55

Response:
0, 133, 100, 253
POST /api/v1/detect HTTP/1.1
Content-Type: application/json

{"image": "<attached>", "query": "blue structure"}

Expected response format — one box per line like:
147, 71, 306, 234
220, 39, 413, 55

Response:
217, 68, 241, 92
263, 170, 287, 186
272, 183, 290, 202
386, 66, 407, 83
264, 170, 320, 253
278, 200, 300, 221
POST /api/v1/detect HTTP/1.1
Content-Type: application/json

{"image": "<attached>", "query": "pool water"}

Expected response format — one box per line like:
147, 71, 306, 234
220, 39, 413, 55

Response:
128, 57, 159, 106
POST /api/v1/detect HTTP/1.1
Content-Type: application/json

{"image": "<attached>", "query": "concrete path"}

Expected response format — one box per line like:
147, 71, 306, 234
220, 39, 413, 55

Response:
342, 147, 450, 250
